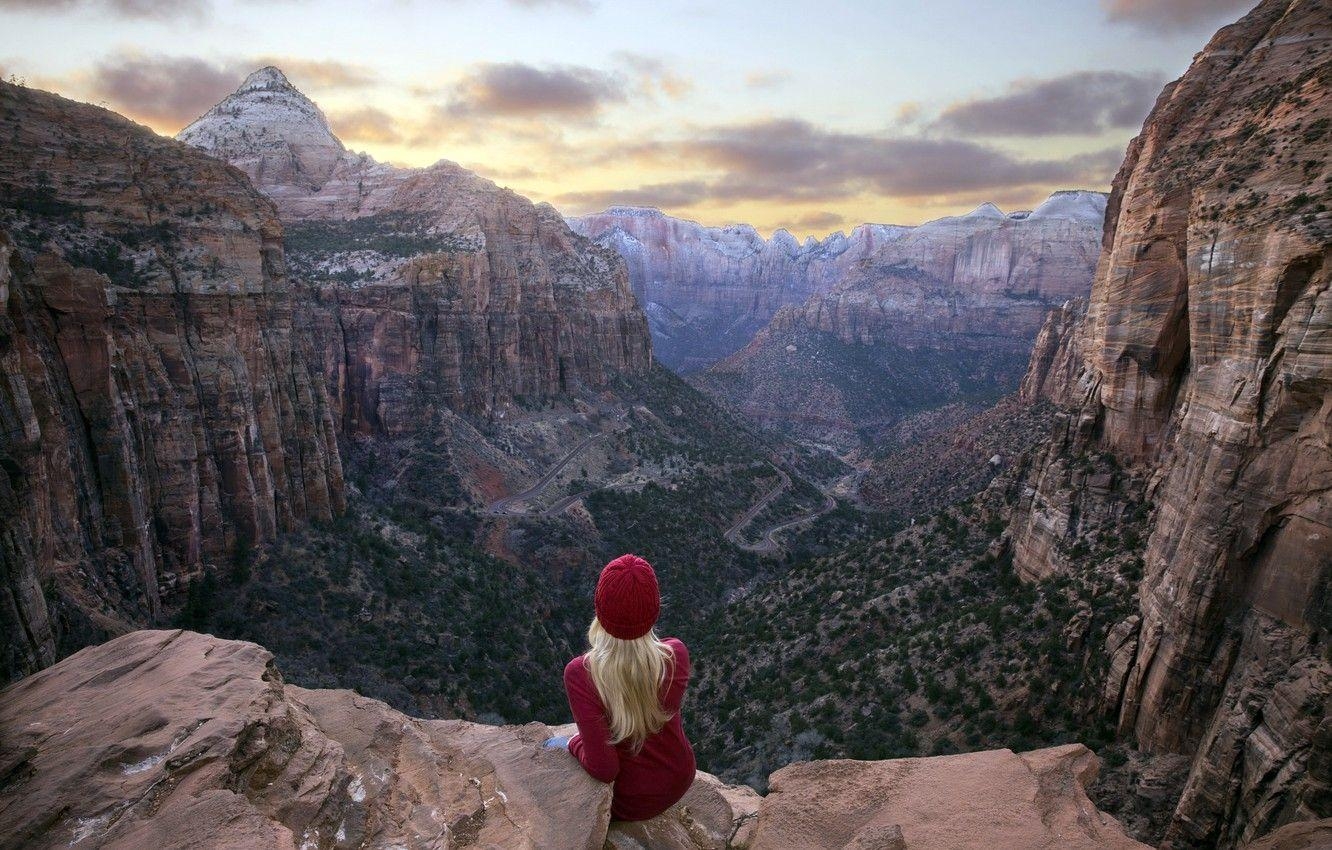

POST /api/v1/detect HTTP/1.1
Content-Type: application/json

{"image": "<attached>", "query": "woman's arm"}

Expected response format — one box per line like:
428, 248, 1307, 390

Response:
564, 658, 620, 783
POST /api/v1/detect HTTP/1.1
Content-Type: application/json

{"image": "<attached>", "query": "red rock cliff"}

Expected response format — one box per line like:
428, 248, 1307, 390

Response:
179, 68, 652, 431
1008, 1, 1331, 846
0, 82, 345, 679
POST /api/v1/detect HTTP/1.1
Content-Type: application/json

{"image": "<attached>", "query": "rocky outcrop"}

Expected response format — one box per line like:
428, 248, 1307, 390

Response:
0, 630, 1148, 850
1006, 1, 1332, 846
181, 68, 651, 427
0, 81, 344, 681
570, 192, 1105, 373
749, 744, 1148, 850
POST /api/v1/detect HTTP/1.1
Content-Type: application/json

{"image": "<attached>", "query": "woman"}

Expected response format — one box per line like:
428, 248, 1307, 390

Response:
546, 554, 696, 821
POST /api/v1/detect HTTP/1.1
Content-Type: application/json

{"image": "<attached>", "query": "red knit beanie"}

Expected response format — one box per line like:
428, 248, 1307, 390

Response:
594, 554, 660, 640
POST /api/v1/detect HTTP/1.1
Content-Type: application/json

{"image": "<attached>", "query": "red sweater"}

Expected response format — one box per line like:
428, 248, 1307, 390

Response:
564, 637, 696, 821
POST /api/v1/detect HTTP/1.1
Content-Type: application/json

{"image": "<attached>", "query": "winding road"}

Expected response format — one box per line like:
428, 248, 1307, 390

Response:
485, 430, 852, 556
723, 463, 852, 555
485, 434, 605, 516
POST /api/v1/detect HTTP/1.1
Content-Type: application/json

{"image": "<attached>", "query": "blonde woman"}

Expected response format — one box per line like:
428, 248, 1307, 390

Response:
545, 554, 696, 821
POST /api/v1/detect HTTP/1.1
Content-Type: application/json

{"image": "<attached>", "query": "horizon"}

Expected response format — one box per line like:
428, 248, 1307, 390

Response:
0, 0, 1256, 237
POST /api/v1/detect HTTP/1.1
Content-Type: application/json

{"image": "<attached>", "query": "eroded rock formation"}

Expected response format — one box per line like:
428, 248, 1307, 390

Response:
0, 629, 1146, 850
570, 192, 1105, 374
1007, 0, 1332, 846
181, 68, 651, 428
679, 195, 1107, 445
0, 82, 344, 680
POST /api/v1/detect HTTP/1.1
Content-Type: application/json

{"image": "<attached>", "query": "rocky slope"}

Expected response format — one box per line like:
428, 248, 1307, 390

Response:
569, 192, 1105, 375
1006, 0, 1332, 846
687, 194, 1107, 446
0, 629, 1150, 850
0, 81, 345, 681
181, 67, 651, 427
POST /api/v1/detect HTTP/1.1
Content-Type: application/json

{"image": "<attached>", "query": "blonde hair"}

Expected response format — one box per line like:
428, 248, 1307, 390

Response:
584, 618, 676, 751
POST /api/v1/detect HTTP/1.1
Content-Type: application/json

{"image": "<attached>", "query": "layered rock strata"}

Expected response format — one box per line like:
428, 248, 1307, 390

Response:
1007, 1, 1332, 846
570, 191, 1105, 372
0, 81, 344, 680
180, 68, 651, 428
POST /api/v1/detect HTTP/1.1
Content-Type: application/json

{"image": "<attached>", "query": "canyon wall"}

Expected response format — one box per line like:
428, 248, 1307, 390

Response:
0, 81, 345, 680
569, 191, 1105, 373
1008, 0, 1332, 846
181, 68, 651, 431
0, 72, 654, 680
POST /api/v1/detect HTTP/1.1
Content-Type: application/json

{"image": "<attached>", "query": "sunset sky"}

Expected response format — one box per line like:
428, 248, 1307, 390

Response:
0, 0, 1257, 236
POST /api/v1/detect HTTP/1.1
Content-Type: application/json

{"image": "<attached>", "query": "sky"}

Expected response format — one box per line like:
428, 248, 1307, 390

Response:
0, 0, 1259, 236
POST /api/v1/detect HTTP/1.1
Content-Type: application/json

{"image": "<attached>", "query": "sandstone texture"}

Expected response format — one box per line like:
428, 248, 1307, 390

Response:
1008, 0, 1332, 846
0, 630, 611, 850
0, 81, 344, 681
749, 744, 1148, 850
569, 192, 1105, 373
0, 630, 1146, 850
181, 68, 651, 427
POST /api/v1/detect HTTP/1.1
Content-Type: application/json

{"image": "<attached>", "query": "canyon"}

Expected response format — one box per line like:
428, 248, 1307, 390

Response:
568, 192, 1105, 375
0, 0, 1328, 847
0, 71, 660, 684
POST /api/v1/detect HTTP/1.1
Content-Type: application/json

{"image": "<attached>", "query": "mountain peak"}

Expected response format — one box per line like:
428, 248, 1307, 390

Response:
238, 65, 293, 93
178, 67, 346, 192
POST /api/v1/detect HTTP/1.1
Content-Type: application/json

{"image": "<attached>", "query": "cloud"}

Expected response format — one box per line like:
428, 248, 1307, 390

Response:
80, 53, 380, 129
255, 58, 376, 90
0, 0, 207, 18
933, 71, 1162, 137
444, 62, 625, 118
1102, 0, 1255, 33
787, 210, 844, 231
556, 180, 713, 211
88, 54, 238, 127
328, 106, 403, 145
745, 70, 790, 90
560, 119, 1123, 210
613, 52, 692, 100
506, 0, 594, 8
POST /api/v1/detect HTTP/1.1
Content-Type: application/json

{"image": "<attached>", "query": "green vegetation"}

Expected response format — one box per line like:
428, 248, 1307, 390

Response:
688, 456, 1150, 791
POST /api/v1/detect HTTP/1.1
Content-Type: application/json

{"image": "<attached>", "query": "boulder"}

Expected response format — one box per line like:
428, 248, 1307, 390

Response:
0, 630, 610, 850
747, 744, 1149, 850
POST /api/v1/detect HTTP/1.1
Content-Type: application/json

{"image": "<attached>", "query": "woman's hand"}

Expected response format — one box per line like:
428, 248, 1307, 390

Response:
543, 735, 571, 749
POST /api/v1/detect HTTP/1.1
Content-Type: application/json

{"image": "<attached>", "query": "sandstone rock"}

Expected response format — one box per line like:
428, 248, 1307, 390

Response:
570, 193, 1105, 374
180, 68, 651, 426
604, 770, 761, 850
0, 630, 611, 850
747, 744, 1148, 850
0, 82, 344, 680
1006, 0, 1332, 845
1239, 818, 1332, 849
0, 631, 1160, 850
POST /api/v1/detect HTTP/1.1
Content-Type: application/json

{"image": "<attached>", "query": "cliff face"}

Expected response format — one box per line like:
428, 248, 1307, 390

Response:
1008, 1, 1332, 846
181, 68, 651, 429
569, 192, 1105, 373
0, 629, 1149, 850
0, 82, 344, 680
